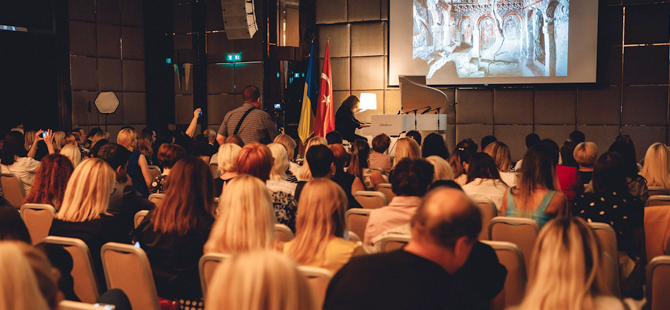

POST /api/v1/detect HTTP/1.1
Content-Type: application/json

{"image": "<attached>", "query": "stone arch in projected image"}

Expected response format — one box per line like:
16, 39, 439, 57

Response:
478, 15, 496, 50
547, 0, 569, 76
459, 17, 473, 45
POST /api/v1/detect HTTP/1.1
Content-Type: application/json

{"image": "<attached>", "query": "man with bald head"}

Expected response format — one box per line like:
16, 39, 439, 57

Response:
324, 187, 507, 310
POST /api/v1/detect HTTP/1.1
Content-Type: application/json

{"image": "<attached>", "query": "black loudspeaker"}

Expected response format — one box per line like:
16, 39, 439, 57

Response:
221, 0, 258, 40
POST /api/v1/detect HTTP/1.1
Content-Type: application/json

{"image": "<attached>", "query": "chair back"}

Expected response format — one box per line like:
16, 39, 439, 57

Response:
481, 240, 526, 308
587, 222, 618, 264
20, 203, 56, 245
59, 301, 101, 310
649, 186, 670, 197
488, 217, 539, 273
647, 256, 670, 310
378, 235, 410, 252
100, 242, 160, 310
274, 223, 295, 242
199, 253, 230, 297
42, 236, 100, 303
375, 183, 396, 201
298, 266, 333, 309
645, 205, 670, 263
345, 209, 371, 242
353, 191, 387, 209
1, 173, 25, 207
647, 195, 670, 207
473, 198, 498, 240
147, 165, 162, 180
134, 210, 149, 229
148, 193, 165, 207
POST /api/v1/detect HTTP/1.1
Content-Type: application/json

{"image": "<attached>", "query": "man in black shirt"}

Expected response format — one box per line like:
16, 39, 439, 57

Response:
324, 187, 507, 310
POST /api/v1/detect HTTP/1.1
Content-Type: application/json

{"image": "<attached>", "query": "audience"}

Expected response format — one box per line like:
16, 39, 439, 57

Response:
214, 143, 241, 196
425, 155, 455, 181
0, 204, 31, 243
461, 153, 509, 210
543, 139, 584, 203
560, 141, 579, 168
641, 142, 670, 191
393, 137, 421, 167
285, 179, 364, 273
608, 140, 649, 202
568, 130, 586, 145
484, 141, 517, 187
2, 130, 54, 193
326, 131, 344, 145
449, 138, 477, 181
117, 128, 152, 197
422, 133, 449, 159
297, 136, 327, 181
369, 133, 392, 173
405, 130, 422, 146
273, 134, 299, 177
192, 134, 212, 163
0, 241, 51, 310
224, 134, 245, 147
480, 135, 497, 152
514, 133, 541, 171
149, 143, 187, 194
267, 142, 298, 183
23, 154, 74, 210
573, 141, 598, 185
329, 144, 365, 209
137, 132, 154, 165
59, 143, 82, 167
347, 140, 373, 190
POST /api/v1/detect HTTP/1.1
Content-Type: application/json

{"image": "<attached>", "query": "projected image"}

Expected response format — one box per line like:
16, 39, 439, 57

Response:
413, 0, 569, 79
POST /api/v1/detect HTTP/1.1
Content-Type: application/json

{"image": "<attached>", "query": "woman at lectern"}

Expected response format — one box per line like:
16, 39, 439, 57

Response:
335, 95, 368, 143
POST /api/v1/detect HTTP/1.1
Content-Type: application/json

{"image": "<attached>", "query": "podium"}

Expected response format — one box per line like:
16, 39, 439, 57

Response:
361, 114, 447, 137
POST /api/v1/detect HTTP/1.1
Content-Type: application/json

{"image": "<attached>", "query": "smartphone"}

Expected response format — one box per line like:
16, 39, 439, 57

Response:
134, 241, 141, 248
199, 110, 203, 116
93, 303, 116, 309
274, 103, 282, 109
41, 132, 48, 138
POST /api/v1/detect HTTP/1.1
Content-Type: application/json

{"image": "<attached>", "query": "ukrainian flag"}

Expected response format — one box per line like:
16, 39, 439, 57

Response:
298, 42, 317, 143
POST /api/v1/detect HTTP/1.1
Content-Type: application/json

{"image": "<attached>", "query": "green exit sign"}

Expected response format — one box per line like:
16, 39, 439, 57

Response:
226, 53, 242, 62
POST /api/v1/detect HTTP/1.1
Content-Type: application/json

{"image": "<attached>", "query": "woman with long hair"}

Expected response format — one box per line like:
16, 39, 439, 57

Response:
204, 175, 277, 254
285, 179, 363, 273
425, 155, 454, 182
335, 95, 367, 143
515, 217, 625, 310
23, 154, 74, 210
274, 134, 300, 177
484, 141, 517, 187
267, 143, 298, 183
393, 137, 421, 167
348, 139, 373, 190
0, 242, 51, 310
134, 156, 215, 304
609, 139, 648, 203
149, 143, 186, 194
641, 142, 670, 191
1, 130, 54, 194
461, 153, 509, 210
137, 132, 154, 165
448, 138, 478, 181
214, 143, 241, 196
59, 143, 82, 167
501, 144, 567, 228
117, 128, 152, 197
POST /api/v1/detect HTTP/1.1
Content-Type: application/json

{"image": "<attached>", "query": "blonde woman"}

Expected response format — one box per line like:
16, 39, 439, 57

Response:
274, 134, 300, 177
215, 143, 241, 196
573, 142, 598, 185
641, 142, 670, 191
117, 128, 152, 197
425, 155, 454, 181
52, 131, 66, 151
267, 143, 297, 183
297, 136, 327, 181
393, 137, 421, 167
0, 242, 50, 310
484, 141, 517, 187
515, 217, 627, 310
285, 179, 364, 273
60, 143, 82, 167
49, 158, 129, 287
204, 175, 277, 254
205, 250, 315, 310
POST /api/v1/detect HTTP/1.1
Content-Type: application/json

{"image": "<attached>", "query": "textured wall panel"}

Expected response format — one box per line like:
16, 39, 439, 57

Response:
623, 46, 669, 85
576, 126, 621, 156
206, 32, 230, 63
72, 91, 98, 125
69, 0, 96, 22
534, 125, 575, 145
622, 126, 667, 160
348, 0, 381, 22
351, 22, 385, 57
70, 22, 97, 57
70, 56, 98, 90
494, 89, 533, 124
234, 63, 264, 93
494, 125, 534, 161
625, 4, 669, 44
207, 63, 235, 94
455, 89, 494, 124
122, 60, 145, 92
207, 95, 239, 126
205, 0, 224, 31
122, 27, 144, 60
316, 0, 347, 24
174, 34, 194, 51
622, 86, 668, 125
601, 46, 622, 86
96, 0, 121, 24
234, 35, 264, 62
175, 95, 194, 124
98, 58, 123, 91
121, 0, 144, 27
123, 92, 146, 124
577, 86, 621, 125
385, 89, 401, 115
534, 89, 577, 124
455, 124, 493, 147
97, 25, 121, 58
319, 25, 350, 58
351, 57, 384, 90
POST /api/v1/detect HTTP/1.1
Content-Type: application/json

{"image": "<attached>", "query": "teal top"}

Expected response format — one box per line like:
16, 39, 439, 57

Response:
505, 187, 557, 228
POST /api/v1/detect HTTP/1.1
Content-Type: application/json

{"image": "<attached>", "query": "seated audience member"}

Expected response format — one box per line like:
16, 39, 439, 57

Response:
97, 143, 155, 237
36, 243, 79, 302
238, 143, 298, 231
514, 133, 541, 171
134, 156, 215, 305
560, 141, 579, 167
138, 132, 154, 165
88, 139, 109, 158
85, 127, 103, 149
16, 241, 65, 309
224, 134, 245, 147
205, 250, 315, 310
24, 130, 36, 152
461, 153, 509, 210
2, 130, 54, 194
405, 130, 422, 146
49, 158, 130, 289
297, 136, 328, 181
449, 138, 478, 181
202, 129, 218, 157
501, 144, 568, 228
573, 142, 598, 185
294, 145, 335, 199
204, 175, 277, 253
324, 187, 506, 310
641, 142, 670, 191
480, 135, 497, 152
326, 131, 344, 145
0, 204, 31, 243
369, 133, 392, 174
484, 141, 517, 187
23, 154, 74, 210
608, 139, 649, 202
273, 134, 300, 177
59, 143, 82, 167
542, 139, 583, 203
425, 155, 455, 182
393, 137, 422, 167
285, 179, 364, 273
52, 131, 66, 152
329, 144, 364, 209
422, 133, 450, 159
516, 217, 630, 310
192, 134, 211, 163
348, 140, 373, 190
214, 143, 241, 196
117, 128, 152, 197
364, 159, 434, 246
568, 130, 586, 145
0, 242, 51, 310
267, 143, 298, 184
149, 143, 186, 194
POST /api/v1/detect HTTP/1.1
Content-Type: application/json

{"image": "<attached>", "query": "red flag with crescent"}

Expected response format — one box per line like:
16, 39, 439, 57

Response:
315, 42, 334, 137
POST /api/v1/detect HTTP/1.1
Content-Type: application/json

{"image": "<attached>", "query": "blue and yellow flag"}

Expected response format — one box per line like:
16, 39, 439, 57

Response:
298, 42, 317, 143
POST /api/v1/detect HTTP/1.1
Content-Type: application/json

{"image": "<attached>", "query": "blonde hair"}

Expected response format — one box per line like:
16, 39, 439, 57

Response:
0, 242, 50, 310
55, 158, 116, 222
217, 143, 242, 173
518, 217, 610, 310
641, 142, 670, 190
116, 128, 137, 151
204, 175, 276, 253
52, 131, 66, 151
484, 141, 512, 172
573, 142, 598, 168
60, 143, 82, 167
286, 179, 347, 265
393, 137, 421, 166
274, 134, 297, 160
268, 143, 289, 181
425, 156, 454, 181
205, 250, 315, 310
16, 242, 61, 309
297, 136, 327, 181
25, 130, 36, 151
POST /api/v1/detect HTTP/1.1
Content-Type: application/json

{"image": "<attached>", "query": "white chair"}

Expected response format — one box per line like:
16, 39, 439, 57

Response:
481, 240, 527, 308
353, 191, 387, 209
42, 236, 100, 303
345, 209, 372, 242
148, 193, 165, 207
274, 223, 295, 242
378, 235, 411, 252
375, 183, 395, 201
198, 253, 231, 297
488, 217, 540, 273
1, 173, 25, 208
147, 165, 162, 180
646, 256, 670, 310
134, 210, 149, 229
298, 266, 334, 309
20, 203, 56, 245
59, 300, 101, 310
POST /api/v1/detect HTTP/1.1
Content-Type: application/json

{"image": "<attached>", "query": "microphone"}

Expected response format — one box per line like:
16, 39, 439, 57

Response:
421, 107, 432, 114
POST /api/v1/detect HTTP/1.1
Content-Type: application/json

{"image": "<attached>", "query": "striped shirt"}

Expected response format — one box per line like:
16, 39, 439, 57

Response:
217, 103, 280, 144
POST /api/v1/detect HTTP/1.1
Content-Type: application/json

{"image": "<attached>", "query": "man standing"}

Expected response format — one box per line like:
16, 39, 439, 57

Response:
324, 187, 507, 310
216, 85, 280, 145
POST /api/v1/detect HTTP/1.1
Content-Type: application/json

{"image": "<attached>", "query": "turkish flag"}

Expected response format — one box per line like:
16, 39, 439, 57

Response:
315, 42, 335, 137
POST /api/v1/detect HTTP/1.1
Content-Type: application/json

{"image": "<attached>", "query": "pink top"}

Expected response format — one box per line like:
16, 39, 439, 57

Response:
369, 152, 392, 174
363, 196, 422, 246
556, 165, 583, 202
